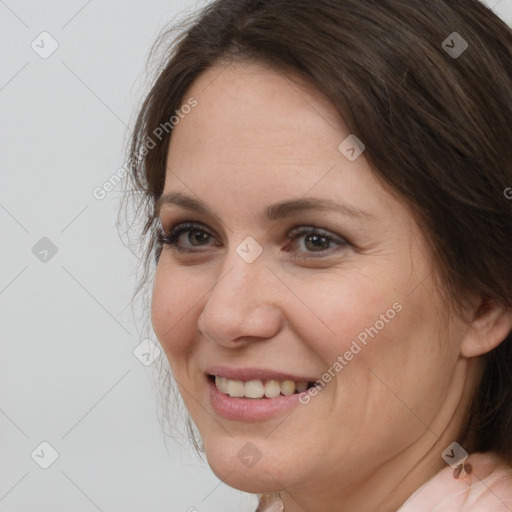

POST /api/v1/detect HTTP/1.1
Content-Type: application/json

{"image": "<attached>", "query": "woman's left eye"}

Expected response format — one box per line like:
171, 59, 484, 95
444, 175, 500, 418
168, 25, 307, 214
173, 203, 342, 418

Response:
156, 222, 349, 258
285, 226, 348, 257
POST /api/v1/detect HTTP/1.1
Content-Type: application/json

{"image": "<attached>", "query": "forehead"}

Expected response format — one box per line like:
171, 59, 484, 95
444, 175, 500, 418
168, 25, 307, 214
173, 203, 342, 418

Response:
161, 60, 402, 227
166, 60, 348, 172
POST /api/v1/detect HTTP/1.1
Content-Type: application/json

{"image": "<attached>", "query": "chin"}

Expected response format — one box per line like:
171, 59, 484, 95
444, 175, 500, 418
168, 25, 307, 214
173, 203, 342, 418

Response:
203, 439, 288, 494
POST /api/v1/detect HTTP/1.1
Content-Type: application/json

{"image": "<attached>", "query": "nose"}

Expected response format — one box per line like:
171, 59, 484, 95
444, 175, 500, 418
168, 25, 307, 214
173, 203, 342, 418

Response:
197, 251, 283, 348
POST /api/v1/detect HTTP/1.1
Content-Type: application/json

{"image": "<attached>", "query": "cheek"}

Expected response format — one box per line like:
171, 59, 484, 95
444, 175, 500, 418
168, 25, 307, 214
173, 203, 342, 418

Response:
330, 282, 451, 432
290, 271, 398, 365
296, 268, 448, 412
150, 263, 201, 361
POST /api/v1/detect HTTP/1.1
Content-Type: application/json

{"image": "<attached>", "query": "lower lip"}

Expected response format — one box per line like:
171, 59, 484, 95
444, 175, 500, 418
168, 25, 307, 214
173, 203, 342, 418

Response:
208, 377, 306, 422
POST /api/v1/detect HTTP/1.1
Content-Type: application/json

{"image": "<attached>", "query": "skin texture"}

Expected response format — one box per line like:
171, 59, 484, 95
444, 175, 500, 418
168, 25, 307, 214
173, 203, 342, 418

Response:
151, 60, 512, 512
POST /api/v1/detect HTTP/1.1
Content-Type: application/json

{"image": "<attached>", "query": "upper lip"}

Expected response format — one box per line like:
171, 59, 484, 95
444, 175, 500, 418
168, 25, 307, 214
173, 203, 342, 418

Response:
206, 365, 317, 383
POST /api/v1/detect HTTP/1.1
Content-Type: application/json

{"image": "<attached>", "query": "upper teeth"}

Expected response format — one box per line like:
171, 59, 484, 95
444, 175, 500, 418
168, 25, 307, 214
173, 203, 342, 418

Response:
215, 376, 309, 398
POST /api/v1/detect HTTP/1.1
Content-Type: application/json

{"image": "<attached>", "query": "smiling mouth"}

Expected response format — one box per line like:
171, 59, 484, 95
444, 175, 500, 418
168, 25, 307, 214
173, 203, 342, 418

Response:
208, 374, 315, 399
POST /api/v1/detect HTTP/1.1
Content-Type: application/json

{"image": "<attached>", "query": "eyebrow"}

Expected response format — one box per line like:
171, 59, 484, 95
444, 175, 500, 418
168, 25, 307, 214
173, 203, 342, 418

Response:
154, 191, 377, 222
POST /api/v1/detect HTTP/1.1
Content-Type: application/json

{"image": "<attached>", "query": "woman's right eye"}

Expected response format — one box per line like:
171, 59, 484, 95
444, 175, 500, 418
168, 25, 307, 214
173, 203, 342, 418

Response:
156, 222, 217, 253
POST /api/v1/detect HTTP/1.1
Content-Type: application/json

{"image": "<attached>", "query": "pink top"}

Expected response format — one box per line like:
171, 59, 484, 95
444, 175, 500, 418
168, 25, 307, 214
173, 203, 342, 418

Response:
255, 452, 512, 511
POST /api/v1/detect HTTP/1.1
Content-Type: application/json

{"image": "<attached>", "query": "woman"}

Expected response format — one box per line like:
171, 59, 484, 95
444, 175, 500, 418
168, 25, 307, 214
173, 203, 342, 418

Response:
122, 0, 512, 510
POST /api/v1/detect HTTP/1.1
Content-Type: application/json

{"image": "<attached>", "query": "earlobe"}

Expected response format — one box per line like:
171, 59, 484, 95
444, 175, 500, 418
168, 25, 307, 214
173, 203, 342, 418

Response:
461, 301, 512, 358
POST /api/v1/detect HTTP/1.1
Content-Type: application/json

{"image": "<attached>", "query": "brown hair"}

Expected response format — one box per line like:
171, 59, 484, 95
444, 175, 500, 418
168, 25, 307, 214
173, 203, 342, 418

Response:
121, 0, 512, 464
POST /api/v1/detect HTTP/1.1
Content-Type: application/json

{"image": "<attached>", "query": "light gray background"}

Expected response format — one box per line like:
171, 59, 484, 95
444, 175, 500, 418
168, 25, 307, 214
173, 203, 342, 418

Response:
1, 1, 511, 511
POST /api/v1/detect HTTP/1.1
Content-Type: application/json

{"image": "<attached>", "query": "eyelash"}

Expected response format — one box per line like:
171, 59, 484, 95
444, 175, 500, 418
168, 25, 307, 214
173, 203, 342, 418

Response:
155, 221, 349, 259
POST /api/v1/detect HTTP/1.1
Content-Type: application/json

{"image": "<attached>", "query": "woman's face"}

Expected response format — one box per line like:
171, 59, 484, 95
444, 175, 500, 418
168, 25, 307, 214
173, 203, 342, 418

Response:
151, 61, 472, 505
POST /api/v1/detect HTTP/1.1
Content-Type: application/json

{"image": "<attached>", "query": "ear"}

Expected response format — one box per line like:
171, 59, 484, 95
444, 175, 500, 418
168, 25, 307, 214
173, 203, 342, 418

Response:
461, 300, 512, 358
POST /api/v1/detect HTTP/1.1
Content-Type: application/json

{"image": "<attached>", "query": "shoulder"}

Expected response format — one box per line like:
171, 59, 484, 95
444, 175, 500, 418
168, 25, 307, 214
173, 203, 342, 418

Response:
398, 452, 512, 512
